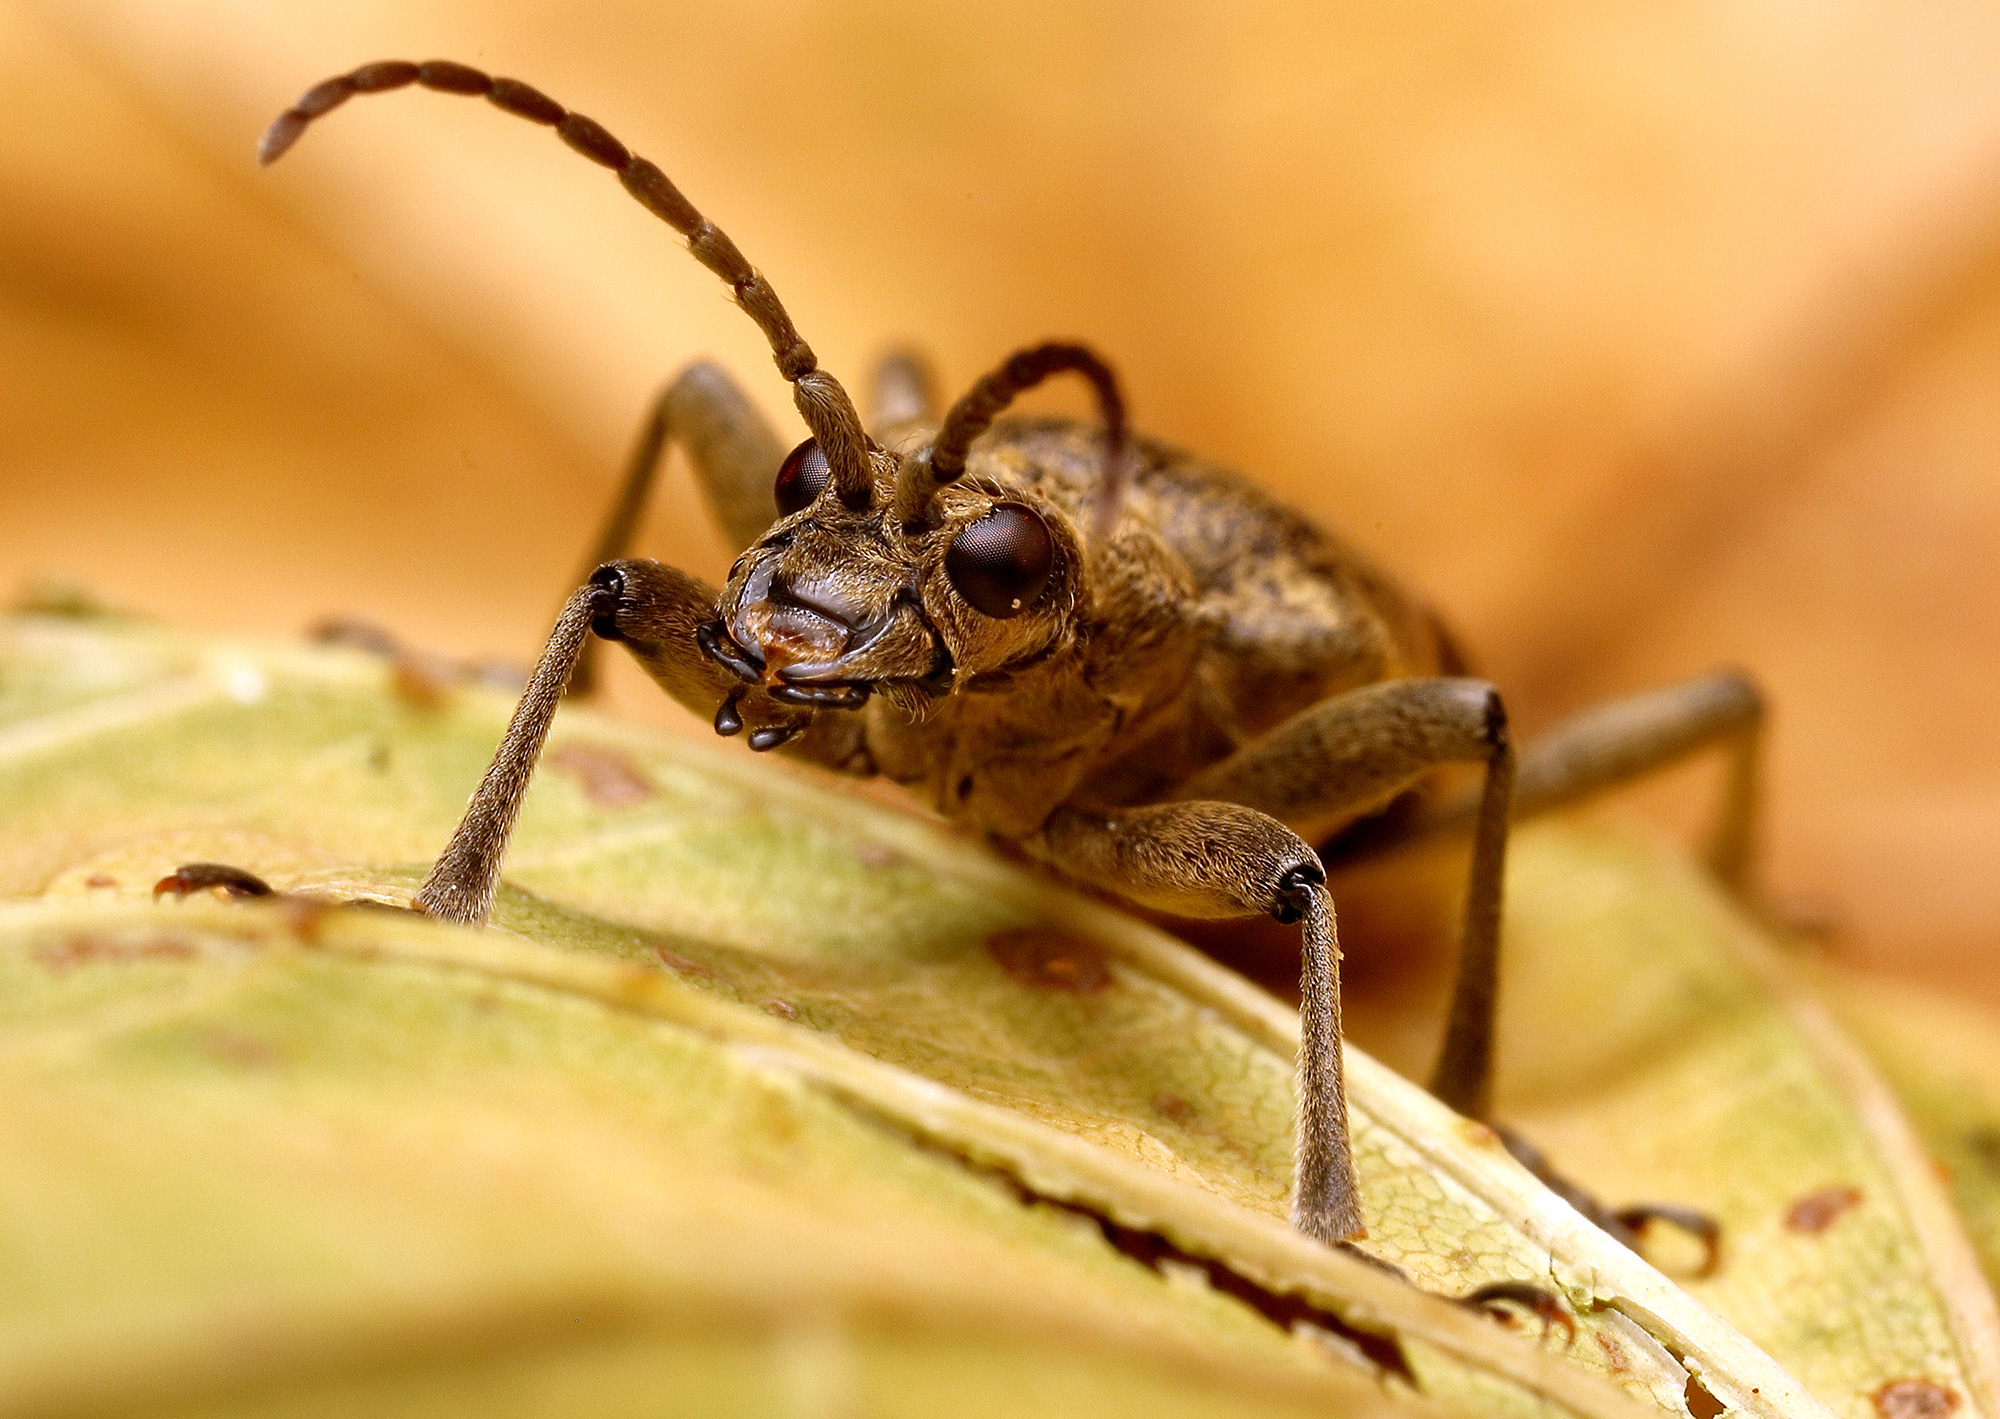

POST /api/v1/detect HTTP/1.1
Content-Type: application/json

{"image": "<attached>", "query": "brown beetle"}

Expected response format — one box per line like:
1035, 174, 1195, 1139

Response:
263, 61, 1762, 1247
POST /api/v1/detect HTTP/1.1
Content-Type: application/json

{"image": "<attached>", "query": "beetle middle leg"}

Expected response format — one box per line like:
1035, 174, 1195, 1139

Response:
1031, 800, 1359, 1242
1169, 677, 1518, 1123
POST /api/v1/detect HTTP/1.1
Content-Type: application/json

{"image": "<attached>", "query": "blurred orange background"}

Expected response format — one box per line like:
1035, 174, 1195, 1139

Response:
3, 2, 1998, 1005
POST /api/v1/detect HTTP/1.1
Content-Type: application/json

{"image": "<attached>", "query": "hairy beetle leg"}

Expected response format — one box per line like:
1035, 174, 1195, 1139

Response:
1031, 801, 1362, 1243
415, 582, 616, 925
1355, 668, 1765, 898
1171, 676, 1516, 1121
419, 557, 878, 926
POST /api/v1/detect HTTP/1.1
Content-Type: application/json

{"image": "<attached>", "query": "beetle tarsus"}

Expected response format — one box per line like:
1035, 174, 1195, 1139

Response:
696, 620, 762, 683
1612, 1202, 1724, 1278
1458, 1280, 1577, 1347
1498, 1125, 1724, 1277
154, 862, 276, 901
713, 690, 744, 736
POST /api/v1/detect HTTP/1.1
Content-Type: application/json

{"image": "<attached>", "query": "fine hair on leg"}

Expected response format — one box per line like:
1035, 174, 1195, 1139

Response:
1029, 801, 1365, 1243
1292, 880, 1364, 1243
416, 580, 612, 925
1372, 669, 1765, 895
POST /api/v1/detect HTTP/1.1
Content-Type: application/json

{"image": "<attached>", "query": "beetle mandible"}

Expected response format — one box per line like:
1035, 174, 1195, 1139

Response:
262, 60, 1764, 1247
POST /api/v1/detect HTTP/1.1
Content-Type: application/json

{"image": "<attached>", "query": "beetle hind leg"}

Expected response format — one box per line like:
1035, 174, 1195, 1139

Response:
1498, 1126, 1722, 1278
1380, 668, 1766, 896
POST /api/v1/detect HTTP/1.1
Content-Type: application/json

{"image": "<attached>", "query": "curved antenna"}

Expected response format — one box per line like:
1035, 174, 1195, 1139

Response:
260, 60, 873, 507
899, 343, 1127, 542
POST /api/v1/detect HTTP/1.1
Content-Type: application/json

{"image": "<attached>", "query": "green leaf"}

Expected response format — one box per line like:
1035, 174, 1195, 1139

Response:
1819, 965, 2000, 1293
0, 612, 1994, 1417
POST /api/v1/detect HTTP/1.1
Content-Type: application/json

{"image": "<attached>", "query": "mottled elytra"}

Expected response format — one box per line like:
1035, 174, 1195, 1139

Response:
263, 61, 1766, 1256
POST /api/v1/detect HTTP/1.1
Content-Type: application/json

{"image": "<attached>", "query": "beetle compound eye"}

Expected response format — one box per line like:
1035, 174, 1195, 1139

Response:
774, 438, 831, 516
944, 504, 1054, 619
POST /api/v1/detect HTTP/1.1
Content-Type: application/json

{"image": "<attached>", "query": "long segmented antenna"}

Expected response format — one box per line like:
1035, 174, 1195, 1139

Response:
899, 343, 1128, 543
260, 60, 874, 506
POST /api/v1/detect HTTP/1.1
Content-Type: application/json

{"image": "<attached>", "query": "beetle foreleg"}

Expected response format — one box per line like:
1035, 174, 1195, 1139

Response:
415, 581, 614, 925
418, 559, 875, 925
592, 559, 871, 775
569, 363, 787, 696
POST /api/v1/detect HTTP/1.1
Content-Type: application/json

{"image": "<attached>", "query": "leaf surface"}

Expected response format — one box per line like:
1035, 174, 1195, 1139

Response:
0, 614, 1994, 1416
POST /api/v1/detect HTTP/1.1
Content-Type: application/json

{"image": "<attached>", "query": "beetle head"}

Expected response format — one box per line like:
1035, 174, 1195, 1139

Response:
256, 70, 1123, 738
702, 436, 1085, 712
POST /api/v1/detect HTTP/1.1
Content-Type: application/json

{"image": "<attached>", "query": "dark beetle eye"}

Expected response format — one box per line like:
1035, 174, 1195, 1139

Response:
774, 438, 831, 516
945, 504, 1054, 619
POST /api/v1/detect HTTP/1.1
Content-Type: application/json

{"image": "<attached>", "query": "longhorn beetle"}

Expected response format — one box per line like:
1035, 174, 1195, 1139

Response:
262, 61, 1763, 1247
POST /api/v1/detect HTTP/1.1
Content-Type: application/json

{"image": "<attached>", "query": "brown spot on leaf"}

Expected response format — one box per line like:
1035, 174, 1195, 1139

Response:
1968, 1126, 2000, 1173
1874, 1380, 1961, 1419
550, 744, 655, 807
84, 874, 117, 890
986, 926, 1111, 994
652, 943, 717, 978
1459, 1119, 1503, 1150
33, 934, 196, 971
763, 998, 800, 1022
853, 840, 902, 870
197, 1027, 282, 1070
1785, 1184, 1863, 1234
1152, 1093, 1194, 1124
1685, 1374, 1726, 1419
